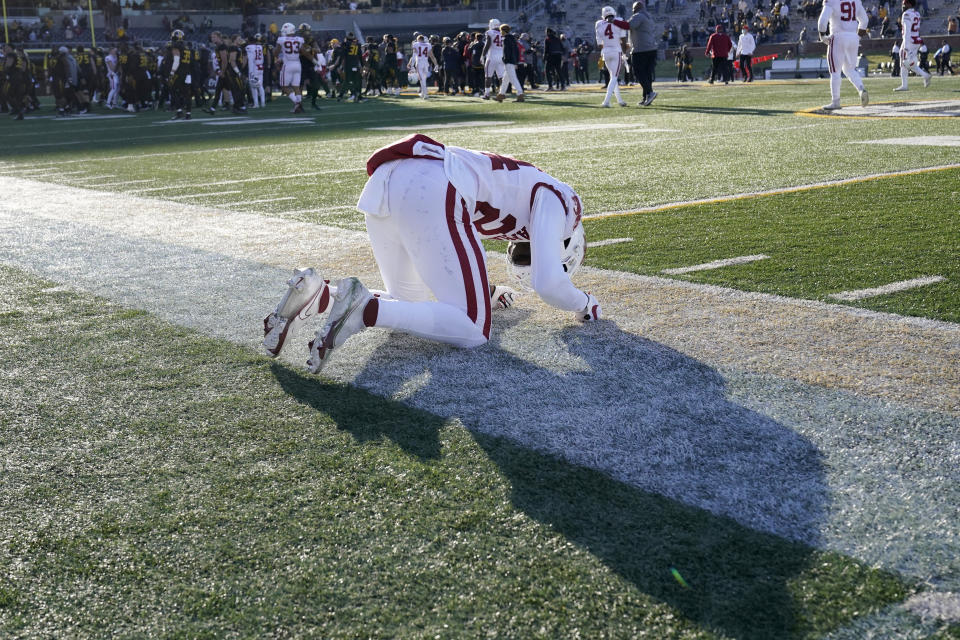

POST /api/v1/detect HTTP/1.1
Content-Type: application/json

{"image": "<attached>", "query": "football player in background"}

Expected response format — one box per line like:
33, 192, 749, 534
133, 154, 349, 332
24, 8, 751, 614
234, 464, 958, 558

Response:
245, 34, 265, 108
168, 29, 196, 119
380, 34, 400, 96
276, 22, 305, 112
105, 46, 120, 108
895, 0, 932, 90
596, 6, 629, 107
481, 18, 504, 99
409, 34, 437, 99
2, 43, 27, 119
261, 134, 597, 373
817, 0, 869, 109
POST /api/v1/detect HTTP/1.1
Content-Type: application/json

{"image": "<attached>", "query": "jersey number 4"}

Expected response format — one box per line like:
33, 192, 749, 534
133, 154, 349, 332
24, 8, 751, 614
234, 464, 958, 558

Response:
604, 24, 615, 38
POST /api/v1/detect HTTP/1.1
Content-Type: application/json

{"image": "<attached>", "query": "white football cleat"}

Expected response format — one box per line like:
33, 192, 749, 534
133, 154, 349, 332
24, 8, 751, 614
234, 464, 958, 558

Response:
600, 102, 611, 108
263, 267, 331, 357
859, 89, 869, 107
306, 277, 373, 374
894, 85, 909, 91
923, 75, 931, 88
822, 101, 841, 110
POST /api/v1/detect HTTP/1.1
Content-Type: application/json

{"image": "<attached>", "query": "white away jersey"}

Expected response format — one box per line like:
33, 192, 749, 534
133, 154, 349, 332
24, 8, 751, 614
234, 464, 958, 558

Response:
412, 40, 432, 64
596, 19, 627, 53
245, 43, 264, 73
277, 35, 304, 64
817, 0, 868, 36
360, 135, 581, 243
485, 29, 504, 56
901, 8, 923, 48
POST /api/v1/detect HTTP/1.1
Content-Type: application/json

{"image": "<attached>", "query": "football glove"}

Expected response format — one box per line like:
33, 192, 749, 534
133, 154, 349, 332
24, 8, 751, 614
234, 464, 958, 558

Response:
577, 293, 601, 322
490, 285, 518, 310
819, 31, 831, 44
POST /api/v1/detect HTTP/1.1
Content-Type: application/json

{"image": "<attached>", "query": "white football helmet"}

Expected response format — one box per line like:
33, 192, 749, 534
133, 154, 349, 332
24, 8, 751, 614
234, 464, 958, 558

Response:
489, 18, 501, 30
281, 22, 296, 36
506, 225, 586, 291
601, 5, 616, 18
408, 69, 419, 85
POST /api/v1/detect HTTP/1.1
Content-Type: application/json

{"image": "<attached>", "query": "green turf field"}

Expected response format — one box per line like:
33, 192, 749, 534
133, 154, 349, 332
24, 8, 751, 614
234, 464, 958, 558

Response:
1, 78, 958, 638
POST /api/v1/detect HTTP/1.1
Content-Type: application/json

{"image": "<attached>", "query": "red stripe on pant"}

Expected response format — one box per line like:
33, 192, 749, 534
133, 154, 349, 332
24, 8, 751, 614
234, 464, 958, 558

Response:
444, 182, 479, 325
828, 41, 836, 74
460, 198, 491, 339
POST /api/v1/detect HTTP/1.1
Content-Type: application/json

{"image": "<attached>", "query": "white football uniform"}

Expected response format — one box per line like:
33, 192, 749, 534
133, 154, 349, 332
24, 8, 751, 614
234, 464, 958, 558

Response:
411, 40, 432, 97
277, 35, 304, 86
898, 7, 931, 86
105, 53, 120, 107
596, 18, 627, 105
818, 0, 867, 101
484, 28, 505, 77
357, 135, 587, 347
245, 43, 264, 81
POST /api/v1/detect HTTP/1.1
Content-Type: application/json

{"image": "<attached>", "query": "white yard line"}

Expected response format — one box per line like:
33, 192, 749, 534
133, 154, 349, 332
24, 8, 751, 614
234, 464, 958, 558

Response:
93, 179, 157, 187
662, 254, 770, 275
829, 276, 947, 301
70, 175, 117, 182
586, 163, 960, 220
130, 168, 359, 193
587, 237, 633, 248
166, 190, 243, 199
224, 196, 296, 207
851, 135, 960, 147
280, 205, 357, 215
368, 120, 514, 131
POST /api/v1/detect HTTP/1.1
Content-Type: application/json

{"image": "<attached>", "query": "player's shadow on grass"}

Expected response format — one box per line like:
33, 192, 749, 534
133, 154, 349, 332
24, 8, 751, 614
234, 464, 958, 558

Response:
653, 104, 797, 116
274, 312, 848, 639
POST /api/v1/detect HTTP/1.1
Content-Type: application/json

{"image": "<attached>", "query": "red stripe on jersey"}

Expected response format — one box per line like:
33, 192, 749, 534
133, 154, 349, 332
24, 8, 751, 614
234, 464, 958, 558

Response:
366, 133, 445, 176
530, 181, 568, 218
445, 183, 479, 324
461, 198, 491, 339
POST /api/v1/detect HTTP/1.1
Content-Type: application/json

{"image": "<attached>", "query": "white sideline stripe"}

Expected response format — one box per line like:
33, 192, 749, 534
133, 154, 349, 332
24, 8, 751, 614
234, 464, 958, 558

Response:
368, 120, 513, 131
224, 196, 296, 207
130, 168, 358, 193
662, 254, 770, 275
586, 163, 960, 220
851, 136, 960, 147
829, 276, 947, 301
587, 237, 633, 248
167, 190, 243, 199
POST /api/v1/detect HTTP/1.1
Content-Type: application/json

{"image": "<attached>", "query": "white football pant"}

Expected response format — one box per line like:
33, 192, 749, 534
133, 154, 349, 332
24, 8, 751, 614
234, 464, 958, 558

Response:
498, 63, 523, 96
602, 50, 624, 105
248, 73, 265, 107
364, 159, 491, 348
107, 72, 120, 107
416, 61, 431, 98
826, 34, 864, 102
900, 46, 931, 87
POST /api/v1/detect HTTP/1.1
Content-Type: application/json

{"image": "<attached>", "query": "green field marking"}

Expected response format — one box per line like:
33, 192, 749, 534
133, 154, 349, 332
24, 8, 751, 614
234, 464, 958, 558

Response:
0, 265, 917, 638
584, 168, 960, 323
